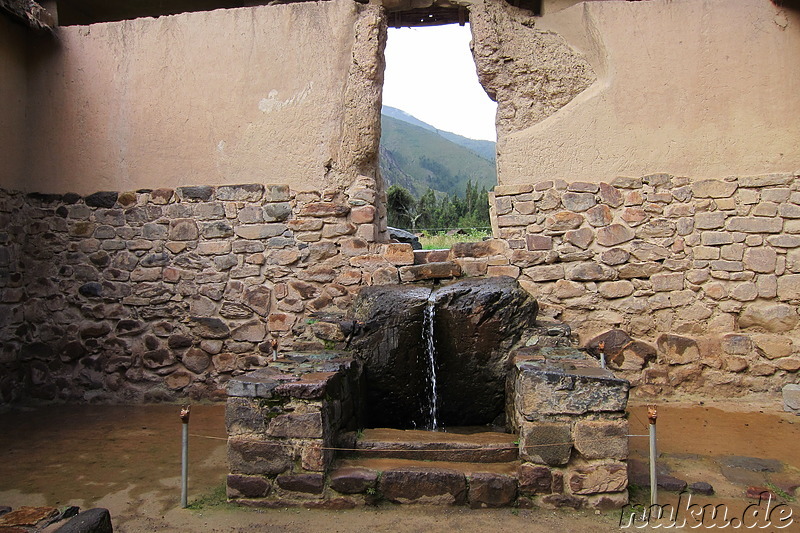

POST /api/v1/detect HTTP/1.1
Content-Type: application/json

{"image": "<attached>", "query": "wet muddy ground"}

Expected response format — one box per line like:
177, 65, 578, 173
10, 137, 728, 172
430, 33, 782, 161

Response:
0, 399, 798, 532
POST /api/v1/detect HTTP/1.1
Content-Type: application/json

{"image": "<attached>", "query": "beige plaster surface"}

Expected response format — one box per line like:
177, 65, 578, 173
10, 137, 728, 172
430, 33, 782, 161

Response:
0, 17, 28, 190
491, 0, 800, 185
16, 0, 374, 194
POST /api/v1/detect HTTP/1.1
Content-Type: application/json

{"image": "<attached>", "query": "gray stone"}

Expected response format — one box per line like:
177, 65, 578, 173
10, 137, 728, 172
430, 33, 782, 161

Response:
85, 192, 118, 208
739, 302, 799, 332
191, 317, 230, 339
228, 436, 292, 476
216, 184, 264, 202
783, 384, 800, 414
169, 219, 199, 240
227, 474, 271, 499
727, 217, 783, 233
519, 422, 572, 465
177, 186, 214, 201
235, 224, 287, 240
573, 420, 628, 460
202, 221, 234, 239
561, 192, 596, 212
53, 508, 113, 533
267, 412, 323, 438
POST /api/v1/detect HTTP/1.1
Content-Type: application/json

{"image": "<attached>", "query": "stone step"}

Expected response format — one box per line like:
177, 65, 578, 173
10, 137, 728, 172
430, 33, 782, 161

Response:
330, 458, 521, 506
351, 427, 519, 463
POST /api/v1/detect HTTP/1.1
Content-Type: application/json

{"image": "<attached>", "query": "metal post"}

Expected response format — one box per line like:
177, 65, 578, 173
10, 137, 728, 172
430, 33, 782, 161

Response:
180, 405, 191, 509
648, 405, 658, 507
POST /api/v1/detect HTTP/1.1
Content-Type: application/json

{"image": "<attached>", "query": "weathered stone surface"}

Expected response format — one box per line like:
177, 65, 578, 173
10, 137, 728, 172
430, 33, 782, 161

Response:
351, 278, 538, 427
727, 217, 783, 233
0, 506, 58, 527
545, 211, 584, 232
398, 262, 461, 282
300, 202, 350, 217
228, 437, 293, 476
739, 302, 799, 332
276, 473, 324, 494
85, 191, 119, 208
657, 334, 700, 365
182, 348, 210, 373
573, 420, 628, 460
514, 356, 629, 419
379, 468, 467, 505
566, 262, 615, 281
468, 473, 517, 508
267, 412, 323, 438
227, 474, 271, 499
561, 192, 596, 212
569, 463, 627, 495
596, 224, 635, 246
52, 508, 113, 533
192, 317, 230, 339
329, 467, 378, 494
783, 384, 800, 413
517, 464, 552, 494
169, 218, 199, 240
519, 422, 572, 465
526, 234, 552, 250
692, 179, 738, 198
231, 320, 267, 342
216, 184, 263, 202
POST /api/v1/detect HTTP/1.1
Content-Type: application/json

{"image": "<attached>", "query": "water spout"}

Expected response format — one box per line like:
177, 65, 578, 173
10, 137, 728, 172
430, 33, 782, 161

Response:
422, 289, 439, 430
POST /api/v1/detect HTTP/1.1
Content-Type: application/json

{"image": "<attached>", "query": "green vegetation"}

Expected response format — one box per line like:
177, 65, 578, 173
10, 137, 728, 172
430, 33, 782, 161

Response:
380, 114, 496, 199
386, 181, 491, 233
187, 483, 232, 510
419, 229, 492, 250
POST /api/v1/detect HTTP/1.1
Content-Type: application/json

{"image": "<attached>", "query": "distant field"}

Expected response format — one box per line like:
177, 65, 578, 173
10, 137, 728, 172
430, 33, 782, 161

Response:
418, 229, 492, 250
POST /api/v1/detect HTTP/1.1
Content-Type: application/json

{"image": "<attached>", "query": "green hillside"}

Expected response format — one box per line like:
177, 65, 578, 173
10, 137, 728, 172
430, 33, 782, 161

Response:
379, 113, 497, 199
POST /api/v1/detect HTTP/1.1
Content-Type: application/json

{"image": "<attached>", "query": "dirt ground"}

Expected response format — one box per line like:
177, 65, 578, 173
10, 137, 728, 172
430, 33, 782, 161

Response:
0, 397, 797, 532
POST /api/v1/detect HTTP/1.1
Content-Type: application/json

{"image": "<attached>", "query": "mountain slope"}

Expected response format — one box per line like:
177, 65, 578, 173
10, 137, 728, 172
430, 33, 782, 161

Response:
379, 112, 497, 198
382, 106, 496, 163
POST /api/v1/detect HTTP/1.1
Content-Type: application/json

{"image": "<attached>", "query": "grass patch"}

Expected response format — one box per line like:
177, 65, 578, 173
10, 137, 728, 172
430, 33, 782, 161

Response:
418, 229, 492, 250
186, 483, 233, 510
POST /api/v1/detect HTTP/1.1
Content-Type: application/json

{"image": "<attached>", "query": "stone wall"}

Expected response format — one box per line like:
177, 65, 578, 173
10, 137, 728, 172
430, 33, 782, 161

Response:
0, 180, 409, 403
488, 173, 800, 397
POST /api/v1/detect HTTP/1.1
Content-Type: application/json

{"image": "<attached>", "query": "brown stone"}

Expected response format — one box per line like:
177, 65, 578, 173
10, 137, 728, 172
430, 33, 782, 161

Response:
561, 192, 596, 212
692, 179, 738, 198
330, 467, 378, 494
598, 281, 634, 299
524, 264, 564, 281
621, 207, 647, 226
300, 202, 350, 217
739, 303, 799, 332
751, 334, 793, 359
517, 464, 552, 494
192, 317, 230, 339
351, 205, 375, 224
526, 234, 552, 250
213, 353, 238, 372
596, 224, 635, 246
586, 204, 613, 227
165, 370, 193, 390
775, 357, 800, 372
379, 468, 467, 505
383, 243, 414, 265
598, 182, 623, 207
566, 262, 615, 281
227, 474, 271, 499
564, 227, 594, 249
232, 320, 267, 342
0, 507, 58, 527
657, 334, 700, 365
276, 473, 325, 494
268, 313, 295, 331
569, 463, 627, 495
614, 341, 657, 371
168, 218, 199, 240
398, 262, 461, 282
545, 211, 584, 232
468, 473, 517, 508
182, 348, 210, 373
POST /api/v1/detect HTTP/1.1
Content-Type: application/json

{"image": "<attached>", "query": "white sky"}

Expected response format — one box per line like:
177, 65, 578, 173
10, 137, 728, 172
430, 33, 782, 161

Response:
382, 24, 498, 142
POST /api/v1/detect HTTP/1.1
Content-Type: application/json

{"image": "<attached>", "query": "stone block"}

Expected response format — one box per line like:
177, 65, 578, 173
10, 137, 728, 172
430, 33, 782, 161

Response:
495, 184, 533, 196
227, 474, 271, 499
561, 192, 596, 212
226, 369, 279, 398
526, 234, 552, 250
330, 467, 378, 494
569, 463, 627, 495
566, 262, 615, 281
739, 173, 793, 187
695, 212, 727, 229
598, 183, 623, 207
519, 422, 572, 466
379, 468, 467, 505
276, 473, 325, 494
228, 436, 293, 476
596, 224, 635, 246
467, 473, 517, 508
692, 179, 737, 198
383, 243, 415, 265
517, 464, 552, 494
652, 272, 683, 291
573, 420, 628, 460
267, 412, 323, 439
739, 302, 798, 332
177, 186, 214, 201
752, 334, 793, 359
657, 334, 700, 365
727, 217, 783, 233
544, 211, 584, 232
514, 358, 629, 419
598, 280, 634, 299
235, 224, 287, 240
398, 262, 461, 282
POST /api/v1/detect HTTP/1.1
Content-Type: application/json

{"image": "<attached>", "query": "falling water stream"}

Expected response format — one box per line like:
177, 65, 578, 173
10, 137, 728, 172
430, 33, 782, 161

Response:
422, 289, 439, 430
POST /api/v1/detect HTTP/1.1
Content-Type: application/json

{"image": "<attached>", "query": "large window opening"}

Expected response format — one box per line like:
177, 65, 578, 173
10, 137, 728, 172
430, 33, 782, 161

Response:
380, 20, 498, 251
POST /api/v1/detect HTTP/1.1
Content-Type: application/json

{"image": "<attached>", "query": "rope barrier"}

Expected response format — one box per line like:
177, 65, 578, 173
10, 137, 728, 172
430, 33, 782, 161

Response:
190, 433, 650, 451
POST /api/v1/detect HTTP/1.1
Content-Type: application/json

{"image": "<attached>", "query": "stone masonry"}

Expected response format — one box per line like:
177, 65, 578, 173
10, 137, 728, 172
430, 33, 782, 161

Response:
1, 172, 799, 403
